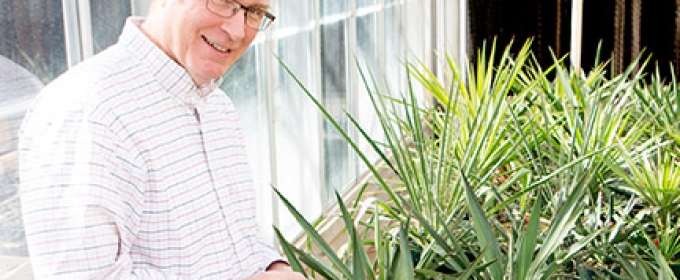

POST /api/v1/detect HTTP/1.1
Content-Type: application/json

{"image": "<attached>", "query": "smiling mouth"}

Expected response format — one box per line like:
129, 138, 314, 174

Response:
202, 35, 231, 53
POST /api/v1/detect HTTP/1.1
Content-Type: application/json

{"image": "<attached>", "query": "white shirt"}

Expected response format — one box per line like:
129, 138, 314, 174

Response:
19, 17, 282, 279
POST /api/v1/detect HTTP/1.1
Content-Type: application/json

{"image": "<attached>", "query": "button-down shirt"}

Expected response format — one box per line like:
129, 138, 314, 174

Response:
19, 17, 282, 279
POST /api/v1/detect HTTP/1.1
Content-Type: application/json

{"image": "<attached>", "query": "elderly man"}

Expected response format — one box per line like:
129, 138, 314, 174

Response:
19, 0, 304, 279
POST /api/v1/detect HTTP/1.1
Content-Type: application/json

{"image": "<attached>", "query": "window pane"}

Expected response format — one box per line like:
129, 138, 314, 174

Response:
1, 1, 67, 83
320, 0, 348, 16
357, 0, 376, 8
354, 13, 383, 166
223, 47, 262, 144
0, 57, 41, 259
357, 14, 379, 75
0, 1, 62, 259
90, 0, 131, 53
276, 30, 324, 235
321, 22, 347, 100
320, 20, 351, 199
221, 45, 282, 236
383, 6, 403, 90
277, 0, 314, 28
323, 119, 351, 199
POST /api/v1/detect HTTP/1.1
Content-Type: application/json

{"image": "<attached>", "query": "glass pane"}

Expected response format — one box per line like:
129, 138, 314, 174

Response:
320, 0, 348, 16
357, 0, 376, 8
1, 1, 67, 83
354, 13, 383, 165
276, 30, 324, 235
383, 6, 403, 91
357, 14, 379, 75
323, 119, 351, 199
321, 21, 347, 100
221, 45, 280, 235
222, 47, 262, 146
320, 20, 351, 199
1, 1, 64, 260
222, 45, 273, 206
0, 56, 40, 259
277, 0, 314, 28
90, 0, 131, 53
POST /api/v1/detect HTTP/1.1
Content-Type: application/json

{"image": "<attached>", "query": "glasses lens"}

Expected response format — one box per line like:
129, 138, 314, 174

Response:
259, 16, 273, 30
245, 9, 274, 30
207, 0, 274, 31
244, 11, 262, 29
207, 0, 239, 18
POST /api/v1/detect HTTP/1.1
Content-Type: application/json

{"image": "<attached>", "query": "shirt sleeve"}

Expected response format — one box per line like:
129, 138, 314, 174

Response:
18, 93, 176, 279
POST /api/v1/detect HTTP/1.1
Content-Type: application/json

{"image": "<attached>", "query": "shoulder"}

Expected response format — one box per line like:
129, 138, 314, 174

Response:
24, 46, 151, 128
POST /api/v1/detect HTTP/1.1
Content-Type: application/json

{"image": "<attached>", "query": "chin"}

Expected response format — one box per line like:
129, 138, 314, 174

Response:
194, 68, 228, 83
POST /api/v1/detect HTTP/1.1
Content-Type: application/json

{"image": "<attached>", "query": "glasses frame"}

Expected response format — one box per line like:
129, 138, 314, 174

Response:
205, 0, 276, 31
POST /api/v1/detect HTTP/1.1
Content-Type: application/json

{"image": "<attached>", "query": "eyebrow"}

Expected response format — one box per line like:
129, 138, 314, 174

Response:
247, 4, 269, 10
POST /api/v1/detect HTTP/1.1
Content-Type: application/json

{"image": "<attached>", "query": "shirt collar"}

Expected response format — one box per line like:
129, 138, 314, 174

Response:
118, 17, 222, 108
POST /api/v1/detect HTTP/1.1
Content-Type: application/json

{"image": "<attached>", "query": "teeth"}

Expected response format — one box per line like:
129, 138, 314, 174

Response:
202, 36, 230, 53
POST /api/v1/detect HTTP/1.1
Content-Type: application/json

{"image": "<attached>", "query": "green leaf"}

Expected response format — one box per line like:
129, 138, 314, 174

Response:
393, 223, 415, 280
273, 227, 308, 277
461, 173, 504, 279
273, 187, 352, 278
335, 191, 373, 279
515, 199, 541, 279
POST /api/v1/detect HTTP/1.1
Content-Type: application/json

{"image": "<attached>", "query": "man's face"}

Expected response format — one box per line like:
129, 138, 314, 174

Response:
160, 0, 268, 85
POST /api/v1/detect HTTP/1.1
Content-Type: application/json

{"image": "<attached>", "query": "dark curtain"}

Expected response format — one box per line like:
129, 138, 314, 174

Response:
469, 0, 680, 80
582, 0, 677, 79
468, 0, 571, 72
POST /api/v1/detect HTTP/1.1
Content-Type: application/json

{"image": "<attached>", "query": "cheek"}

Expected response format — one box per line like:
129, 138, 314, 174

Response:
238, 33, 259, 52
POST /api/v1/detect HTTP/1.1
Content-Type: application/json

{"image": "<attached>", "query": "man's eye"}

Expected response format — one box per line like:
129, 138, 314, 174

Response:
247, 8, 265, 19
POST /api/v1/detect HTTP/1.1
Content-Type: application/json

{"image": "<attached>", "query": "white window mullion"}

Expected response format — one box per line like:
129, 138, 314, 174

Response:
313, 0, 328, 205
571, 0, 584, 72
434, 0, 468, 88
62, 0, 83, 67
263, 25, 281, 231
457, 0, 468, 82
77, 0, 94, 59
61, 0, 95, 67
350, 0, 361, 188
378, 0, 386, 81
432, 0, 443, 81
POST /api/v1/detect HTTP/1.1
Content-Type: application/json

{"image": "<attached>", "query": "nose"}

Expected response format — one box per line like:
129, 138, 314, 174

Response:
221, 8, 247, 41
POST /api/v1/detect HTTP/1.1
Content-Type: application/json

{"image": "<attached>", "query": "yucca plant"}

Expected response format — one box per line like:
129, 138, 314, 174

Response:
273, 39, 680, 279
516, 49, 664, 273
607, 147, 680, 263
274, 51, 487, 278
633, 66, 680, 146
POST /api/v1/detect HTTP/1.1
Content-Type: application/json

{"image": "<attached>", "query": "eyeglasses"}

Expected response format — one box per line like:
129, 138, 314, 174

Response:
205, 0, 276, 31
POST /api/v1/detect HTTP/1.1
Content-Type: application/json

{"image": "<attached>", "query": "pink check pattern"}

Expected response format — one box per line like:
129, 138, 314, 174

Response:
19, 17, 282, 279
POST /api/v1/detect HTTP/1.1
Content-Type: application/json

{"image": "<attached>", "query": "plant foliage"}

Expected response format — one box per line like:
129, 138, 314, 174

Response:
274, 40, 680, 279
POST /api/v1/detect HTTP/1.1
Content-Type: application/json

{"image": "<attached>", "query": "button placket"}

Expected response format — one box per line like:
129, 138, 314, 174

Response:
194, 97, 244, 267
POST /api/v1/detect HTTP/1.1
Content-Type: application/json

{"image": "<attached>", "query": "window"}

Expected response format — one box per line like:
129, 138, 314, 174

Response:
1, 2, 67, 84
236, 0, 424, 238
91, 1, 131, 53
